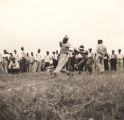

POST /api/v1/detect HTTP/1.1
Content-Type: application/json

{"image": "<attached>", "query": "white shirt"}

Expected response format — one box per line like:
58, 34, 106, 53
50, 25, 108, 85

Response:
20, 51, 26, 58
9, 60, 19, 69
3, 54, 10, 59
88, 52, 94, 58
52, 54, 55, 60
96, 44, 107, 55
44, 55, 51, 63
117, 53, 123, 59
76, 54, 82, 59
35, 53, 42, 61
111, 54, 117, 59
13, 53, 20, 61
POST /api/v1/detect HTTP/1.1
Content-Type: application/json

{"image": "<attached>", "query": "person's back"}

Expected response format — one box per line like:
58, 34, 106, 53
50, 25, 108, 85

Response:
96, 40, 107, 74
96, 44, 107, 55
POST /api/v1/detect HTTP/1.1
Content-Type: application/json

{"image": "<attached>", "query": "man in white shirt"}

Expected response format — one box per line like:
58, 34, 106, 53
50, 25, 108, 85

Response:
117, 49, 123, 71
13, 50, 20, 62
96, 40, 107, 74
86, 48, 94, 73
43, 51, 51, 70
29, 52, 35, 72
110, 50, 117, 71
35, 49, 42, 72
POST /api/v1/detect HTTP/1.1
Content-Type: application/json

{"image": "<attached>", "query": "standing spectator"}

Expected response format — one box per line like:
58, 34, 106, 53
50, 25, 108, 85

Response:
55, 50, 59, 65
44, 51, 51, 70
8, 53, 14, 73
52, 52, 56, 69
13, 50, 19, 62
26, 53, 30, 72
0, 53, 3, 73
20, 47, 26, 73
3, 50, 9, 73
75, 45, 85, 72
117, 49, 123, 71
66, 52, 75, 72
96, 40, 107, 74
35, 49, 42, 72
110, 50, 117, 71
86, 48, 94, 73
104, 53, 109, 71
29, 52, 35, 72
9, 53, 13, 61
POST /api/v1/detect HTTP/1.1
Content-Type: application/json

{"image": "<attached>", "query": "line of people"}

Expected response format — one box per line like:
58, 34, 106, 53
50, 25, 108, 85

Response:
0, 38, 124, 75
0, 48, 59, 74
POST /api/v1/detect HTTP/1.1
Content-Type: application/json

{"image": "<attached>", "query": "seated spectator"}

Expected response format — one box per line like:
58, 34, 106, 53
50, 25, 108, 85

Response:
8, 58, 19, 74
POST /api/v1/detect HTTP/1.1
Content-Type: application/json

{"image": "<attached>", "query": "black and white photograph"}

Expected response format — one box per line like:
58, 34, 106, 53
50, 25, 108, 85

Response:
0, 0, 124, 120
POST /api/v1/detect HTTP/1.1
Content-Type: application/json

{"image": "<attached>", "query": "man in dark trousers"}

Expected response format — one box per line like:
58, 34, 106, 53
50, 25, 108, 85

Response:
20, 47, 26, 73
110, 50, 117, 71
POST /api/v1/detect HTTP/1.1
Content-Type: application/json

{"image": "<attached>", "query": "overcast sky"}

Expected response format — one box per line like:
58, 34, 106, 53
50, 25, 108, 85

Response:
0, 0, 124, 54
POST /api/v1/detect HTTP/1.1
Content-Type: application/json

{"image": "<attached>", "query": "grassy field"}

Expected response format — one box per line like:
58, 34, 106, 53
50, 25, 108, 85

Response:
0, 71, 124, 120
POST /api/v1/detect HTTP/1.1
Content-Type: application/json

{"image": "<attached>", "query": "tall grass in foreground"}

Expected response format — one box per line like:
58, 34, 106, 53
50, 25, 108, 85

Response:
0, 72, 124, 120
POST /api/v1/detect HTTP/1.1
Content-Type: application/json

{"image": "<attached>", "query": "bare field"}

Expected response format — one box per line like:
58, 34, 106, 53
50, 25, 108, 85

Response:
0, 72, 124, 120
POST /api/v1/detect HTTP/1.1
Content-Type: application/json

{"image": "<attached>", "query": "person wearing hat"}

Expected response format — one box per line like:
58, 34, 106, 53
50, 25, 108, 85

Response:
85, 48, 94, 73
8, 57, 19, 74
96, 40, 107, 74
110, 50, 117, 71
53, 35, 70, 75
117, 49, 123, 71
76, 45, 90, 74
75, 45, 85, 72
